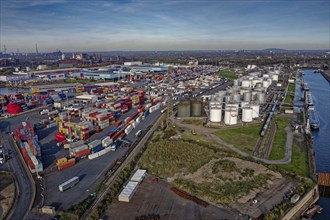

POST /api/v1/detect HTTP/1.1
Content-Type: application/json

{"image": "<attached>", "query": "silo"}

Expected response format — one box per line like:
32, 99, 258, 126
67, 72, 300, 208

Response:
233, 79, 239, 86
231, 93, 241, 103
240, 101, 249, 108
262, 80, 270, 88
263, 74, 270, 79
177, 100, 191, 117
242, 107, 253, 122
215, 96, 224, 103
240, 88, 250, 95
255, 82, 262, 88
241, 80, 251, 88
210, 107, 222, 122
267, 78, 272, 85
224, 107, 238, 125
272, 74, 279, 81
191, 100, 202, 117
226, 103, 239, 115
250, 104, 260, 118
256, 92, 266, 104
243, 92, 251, 102
224, 96, 231, 103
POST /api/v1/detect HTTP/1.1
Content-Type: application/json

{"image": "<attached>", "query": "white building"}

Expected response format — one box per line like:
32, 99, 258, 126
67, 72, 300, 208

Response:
124, 61, 143, 66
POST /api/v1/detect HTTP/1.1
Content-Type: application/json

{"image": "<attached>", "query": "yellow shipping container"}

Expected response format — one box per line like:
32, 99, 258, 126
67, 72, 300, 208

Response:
56, 157, 68, 165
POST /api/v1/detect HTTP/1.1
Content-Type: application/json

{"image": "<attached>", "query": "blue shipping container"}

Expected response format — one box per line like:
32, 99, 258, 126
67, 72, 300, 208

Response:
91, 144, 104, 153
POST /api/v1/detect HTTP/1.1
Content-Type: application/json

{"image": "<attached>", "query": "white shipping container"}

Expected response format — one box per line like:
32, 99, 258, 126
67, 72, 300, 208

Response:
88, 140, 101, 149
97, 147, 111, 157
125, 125, 133, 135
109, 145, 117, 151
102, 136, 113, 147
88, 153, 99, 160
70, 144, 89, 153
118, 181, 139, 202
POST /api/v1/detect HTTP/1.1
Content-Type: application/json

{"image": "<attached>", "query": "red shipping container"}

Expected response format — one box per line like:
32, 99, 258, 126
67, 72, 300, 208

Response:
115, 120, 123, 127
75, 149, 91, 158
55, 133, 66, 142
58, 160, 75, 171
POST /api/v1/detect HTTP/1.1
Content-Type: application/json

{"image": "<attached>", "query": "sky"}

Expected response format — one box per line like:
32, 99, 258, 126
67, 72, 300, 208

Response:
0, 0, 329, 52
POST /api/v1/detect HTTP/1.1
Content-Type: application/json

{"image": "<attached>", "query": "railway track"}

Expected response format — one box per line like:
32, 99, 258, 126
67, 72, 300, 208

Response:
253, 120, 276, 159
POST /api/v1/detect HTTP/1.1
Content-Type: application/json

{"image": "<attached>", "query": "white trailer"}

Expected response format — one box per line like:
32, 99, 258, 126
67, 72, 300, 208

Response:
58, 176, 79, 192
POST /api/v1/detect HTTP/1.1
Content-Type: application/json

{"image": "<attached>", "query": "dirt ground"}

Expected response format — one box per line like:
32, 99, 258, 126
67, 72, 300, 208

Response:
0, 174, 15, 219
104, 175, 247, 220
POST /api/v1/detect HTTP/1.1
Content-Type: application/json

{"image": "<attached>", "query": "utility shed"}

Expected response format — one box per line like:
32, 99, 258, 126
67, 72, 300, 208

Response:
118, 181, 139, 202
131, 169, 147, 183
75, 94, 97, 104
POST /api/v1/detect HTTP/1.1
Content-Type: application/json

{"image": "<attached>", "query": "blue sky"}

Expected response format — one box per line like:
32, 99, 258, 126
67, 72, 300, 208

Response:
1, 0, 329, 52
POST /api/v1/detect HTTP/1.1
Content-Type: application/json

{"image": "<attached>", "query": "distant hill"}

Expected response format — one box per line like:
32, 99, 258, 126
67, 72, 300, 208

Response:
262, 48, 287, 52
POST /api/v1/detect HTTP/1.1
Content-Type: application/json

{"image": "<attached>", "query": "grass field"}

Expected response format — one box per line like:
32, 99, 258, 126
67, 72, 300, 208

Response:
284, 83, 295, 105
217, 69, 238, 80
213, 125, 261, 154
269, 118, 292, 160
139, 128, 278, 205
275, 140, 308, 177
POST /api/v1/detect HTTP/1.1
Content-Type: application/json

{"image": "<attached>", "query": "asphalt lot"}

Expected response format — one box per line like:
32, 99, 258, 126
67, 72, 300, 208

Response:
104, 175, 247, 220
43, 108, 162, 210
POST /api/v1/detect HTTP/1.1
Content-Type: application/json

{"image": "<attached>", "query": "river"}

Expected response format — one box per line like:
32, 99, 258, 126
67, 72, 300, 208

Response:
297, 70, 330, 219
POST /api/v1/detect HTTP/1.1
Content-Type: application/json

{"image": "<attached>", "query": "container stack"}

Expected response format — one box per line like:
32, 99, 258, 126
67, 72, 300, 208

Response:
56, 157, 76, 171
13, 122, 44, 173
57, 121, 94, 141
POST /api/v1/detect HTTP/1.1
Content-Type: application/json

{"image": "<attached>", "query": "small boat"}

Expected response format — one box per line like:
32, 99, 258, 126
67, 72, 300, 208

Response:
303, 204, 323, 218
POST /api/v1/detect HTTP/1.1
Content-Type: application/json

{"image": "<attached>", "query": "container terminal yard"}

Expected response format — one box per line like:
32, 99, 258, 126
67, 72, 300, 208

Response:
0, 63, 327, 220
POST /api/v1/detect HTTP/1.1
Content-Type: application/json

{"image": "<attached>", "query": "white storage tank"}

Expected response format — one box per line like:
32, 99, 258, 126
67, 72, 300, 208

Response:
252, 79, 261, 87
255, 82, 263, 88
243, 92, 251, 102
250, 104, 260, 118
272, 74, 279, 81
240, 101, 249, 108
241, 80, 251, 88
210, 107, 222, 122
231, 93, 241, 102
262, 80, 270, 88
226, 103, 239, 114
242, 107, 253, 122
224, 96, 231, 103
233, 79, 240, 86
224, 107, 238, 125
263, 74, 270, 79
256, 92, 266, 104
209, 101, 221, 108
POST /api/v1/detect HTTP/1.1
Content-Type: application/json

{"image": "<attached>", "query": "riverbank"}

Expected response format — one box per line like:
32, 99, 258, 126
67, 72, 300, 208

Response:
320, 70, 330, 83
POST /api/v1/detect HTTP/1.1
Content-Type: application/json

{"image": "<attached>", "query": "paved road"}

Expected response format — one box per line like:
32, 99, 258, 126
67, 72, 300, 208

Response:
0, 121, 34, 220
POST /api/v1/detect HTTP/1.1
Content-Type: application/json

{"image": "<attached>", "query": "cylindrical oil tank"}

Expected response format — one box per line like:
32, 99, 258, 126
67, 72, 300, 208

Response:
191, 101, 202, 117
240, 88, 250, 95
209, 101, 220, 108
243, 92, 251, 102
256, 92, 266, 104
262, 80, 270, 88
242, 107, 253, 122
251, 79, 261, 87
226, 103, 239, 115
210, 107, 222, 122
224, 107, 238, 125
233, 79, 239, 86
177, 100, 191, 117
250, 104, 260, 118
231, 93, 241, 103
240, 101, 249, 108
224, 96, 231, 103
272, 74, 279, 81
241, 80, 251, 88
255, 82, 263, 88
263, 74, 269, 79
251, 91, 258, 101
215, 96, 224, 103
267, 78, 272, 85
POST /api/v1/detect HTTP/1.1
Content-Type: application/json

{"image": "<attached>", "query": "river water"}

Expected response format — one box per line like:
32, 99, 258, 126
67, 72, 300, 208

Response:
296, 70, 330, 219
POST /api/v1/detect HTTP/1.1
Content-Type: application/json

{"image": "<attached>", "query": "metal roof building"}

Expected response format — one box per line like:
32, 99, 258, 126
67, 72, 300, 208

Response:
118, 181, 139, 202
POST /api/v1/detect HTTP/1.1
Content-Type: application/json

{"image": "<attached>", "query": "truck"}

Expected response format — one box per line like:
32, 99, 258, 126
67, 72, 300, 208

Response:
58, 176, 79, 192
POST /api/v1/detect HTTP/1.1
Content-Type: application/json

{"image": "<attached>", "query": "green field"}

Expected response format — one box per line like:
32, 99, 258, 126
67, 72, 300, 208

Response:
275, 140, 309, 177
217, 69, 238, 80
213, 125, 261, 154
269, 118, 292, 160
64, 78, 96, 84
284, 83, 295, 105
